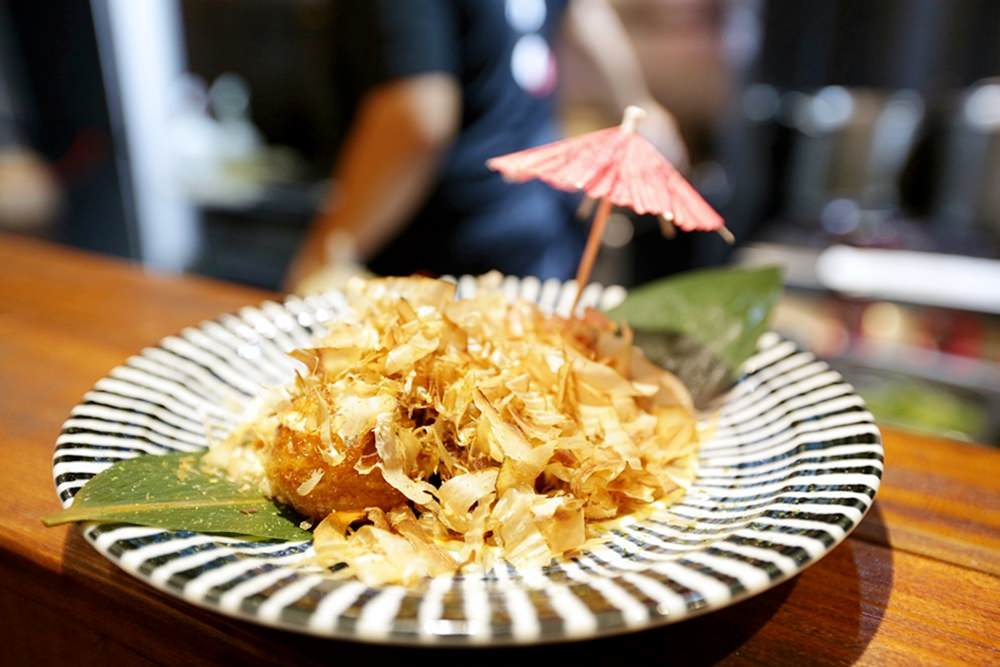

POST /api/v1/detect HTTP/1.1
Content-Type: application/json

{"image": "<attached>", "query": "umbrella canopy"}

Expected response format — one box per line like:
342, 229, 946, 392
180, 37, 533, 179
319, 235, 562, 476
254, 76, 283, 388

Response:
488, 109, 724, 234
488, 106, 732, 311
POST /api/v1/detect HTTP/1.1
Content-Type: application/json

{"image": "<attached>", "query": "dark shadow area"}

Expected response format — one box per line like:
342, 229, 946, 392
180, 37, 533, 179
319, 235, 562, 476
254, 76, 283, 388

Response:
55, 503, 892, 666
846, 501, 895, 658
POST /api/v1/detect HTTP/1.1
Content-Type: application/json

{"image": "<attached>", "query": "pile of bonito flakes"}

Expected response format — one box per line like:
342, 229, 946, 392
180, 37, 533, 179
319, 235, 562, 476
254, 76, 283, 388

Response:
207, 274, 698, 585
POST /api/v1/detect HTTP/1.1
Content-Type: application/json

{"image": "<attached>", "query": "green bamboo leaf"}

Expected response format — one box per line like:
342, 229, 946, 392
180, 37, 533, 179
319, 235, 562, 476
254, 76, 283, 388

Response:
43, 451, 311, 541
605, 266, 783, 406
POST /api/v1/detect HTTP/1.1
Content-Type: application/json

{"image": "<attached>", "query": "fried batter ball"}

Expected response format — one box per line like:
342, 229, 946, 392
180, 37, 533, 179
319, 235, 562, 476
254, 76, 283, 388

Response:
263, 394, 404, 520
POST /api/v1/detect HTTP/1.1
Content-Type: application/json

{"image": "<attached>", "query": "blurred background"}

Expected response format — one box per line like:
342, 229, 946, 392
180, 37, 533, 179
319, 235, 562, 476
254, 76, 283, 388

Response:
2, 0, 999, 443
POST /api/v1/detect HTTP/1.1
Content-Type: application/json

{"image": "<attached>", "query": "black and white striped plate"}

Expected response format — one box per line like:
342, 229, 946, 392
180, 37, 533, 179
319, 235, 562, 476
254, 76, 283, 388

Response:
51, 276, 883, 645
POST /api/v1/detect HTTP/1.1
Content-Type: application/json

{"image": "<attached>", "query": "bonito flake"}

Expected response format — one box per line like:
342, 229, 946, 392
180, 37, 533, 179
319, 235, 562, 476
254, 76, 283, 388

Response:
208, 274, 699, 586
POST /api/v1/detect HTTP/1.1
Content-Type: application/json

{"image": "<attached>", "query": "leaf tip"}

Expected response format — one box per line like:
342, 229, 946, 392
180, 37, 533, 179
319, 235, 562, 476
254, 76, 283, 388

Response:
41, 512, 71, 527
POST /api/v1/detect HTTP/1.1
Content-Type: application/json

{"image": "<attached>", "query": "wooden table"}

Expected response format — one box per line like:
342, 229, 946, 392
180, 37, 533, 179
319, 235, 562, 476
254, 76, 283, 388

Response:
1, 233, 997, 666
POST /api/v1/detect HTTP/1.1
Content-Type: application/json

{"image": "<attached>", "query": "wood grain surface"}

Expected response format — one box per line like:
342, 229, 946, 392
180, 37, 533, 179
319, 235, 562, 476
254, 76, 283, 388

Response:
1, 233, 998, 666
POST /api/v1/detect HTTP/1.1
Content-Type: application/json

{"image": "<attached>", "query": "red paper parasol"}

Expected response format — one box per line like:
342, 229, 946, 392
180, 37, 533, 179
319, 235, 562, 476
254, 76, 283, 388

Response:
487, 105, 732, 311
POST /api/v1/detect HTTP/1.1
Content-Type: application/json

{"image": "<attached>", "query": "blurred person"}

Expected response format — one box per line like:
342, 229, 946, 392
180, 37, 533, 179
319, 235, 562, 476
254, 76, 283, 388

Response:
287, 0, 687, 292
0, 4, 59, 233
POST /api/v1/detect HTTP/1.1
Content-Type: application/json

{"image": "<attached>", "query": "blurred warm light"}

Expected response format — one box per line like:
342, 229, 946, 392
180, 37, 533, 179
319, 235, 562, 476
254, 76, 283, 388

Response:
771, 295, 849, 357
0, 149, 60, 230
862, 302, 906, 342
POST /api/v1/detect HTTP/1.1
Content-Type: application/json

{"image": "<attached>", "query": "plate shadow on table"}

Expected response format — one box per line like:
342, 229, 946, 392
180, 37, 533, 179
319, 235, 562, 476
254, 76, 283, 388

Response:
54, 504, 893, 666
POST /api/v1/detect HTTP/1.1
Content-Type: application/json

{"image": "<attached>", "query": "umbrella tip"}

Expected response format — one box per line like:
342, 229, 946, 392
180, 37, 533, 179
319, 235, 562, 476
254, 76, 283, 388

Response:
621, 106, 646, 133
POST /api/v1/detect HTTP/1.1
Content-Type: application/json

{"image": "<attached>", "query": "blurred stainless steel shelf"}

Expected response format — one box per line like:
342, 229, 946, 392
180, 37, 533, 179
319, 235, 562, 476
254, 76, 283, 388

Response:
839, 340, 1000, 397
737, 242, 1000, 314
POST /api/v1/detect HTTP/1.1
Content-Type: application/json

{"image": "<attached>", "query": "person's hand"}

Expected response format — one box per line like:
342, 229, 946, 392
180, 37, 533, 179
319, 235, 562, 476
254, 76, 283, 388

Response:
636, 99, 689, 173
284, 230, 369, 295
284, 243, 326, 294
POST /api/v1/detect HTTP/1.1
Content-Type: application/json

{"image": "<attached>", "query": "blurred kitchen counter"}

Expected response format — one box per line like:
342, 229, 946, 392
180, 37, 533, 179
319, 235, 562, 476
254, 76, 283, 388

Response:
0, 233, 997, 665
